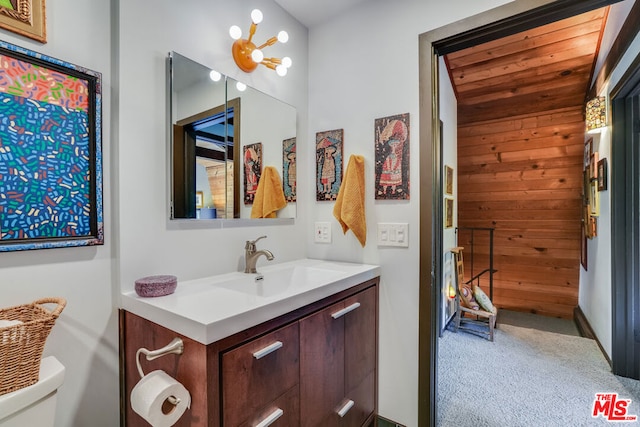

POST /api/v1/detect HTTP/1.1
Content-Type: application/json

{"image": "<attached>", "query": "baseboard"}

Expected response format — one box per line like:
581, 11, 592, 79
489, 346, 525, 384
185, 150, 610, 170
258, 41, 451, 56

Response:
574, 306, 612, 367
377, 415, 407, 427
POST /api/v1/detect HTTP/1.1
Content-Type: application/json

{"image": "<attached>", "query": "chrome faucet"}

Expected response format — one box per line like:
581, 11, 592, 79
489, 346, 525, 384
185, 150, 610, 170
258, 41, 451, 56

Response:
244, 235, 274, 273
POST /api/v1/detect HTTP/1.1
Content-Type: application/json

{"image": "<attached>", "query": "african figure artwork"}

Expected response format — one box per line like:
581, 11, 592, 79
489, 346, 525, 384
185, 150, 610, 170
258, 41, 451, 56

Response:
375, 113, 410, 200
283, 137, 296, 202
316, 129, 343, 201
243, 142, 263, 204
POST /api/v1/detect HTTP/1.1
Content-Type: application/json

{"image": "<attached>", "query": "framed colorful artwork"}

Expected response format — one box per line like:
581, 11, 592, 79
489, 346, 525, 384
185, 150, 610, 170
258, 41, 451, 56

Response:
590, 181, 600, 217
444, 198, 454, 228
0, 0, 46, 43
195, 191, 204, 209
0, 40, 103, 252
590, 151, 599, 181
584, 137, 592, 170
316, 129, 343, 201
597, 158, 607, 191
243, 143, 262, 205
283, 137, 296, 202
444, 165, 454, 195
374, 113, 410, 200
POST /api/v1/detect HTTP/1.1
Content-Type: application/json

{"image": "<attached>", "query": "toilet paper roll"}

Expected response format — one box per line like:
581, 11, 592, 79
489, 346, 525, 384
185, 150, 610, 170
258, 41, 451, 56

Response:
131, 370, 191, 427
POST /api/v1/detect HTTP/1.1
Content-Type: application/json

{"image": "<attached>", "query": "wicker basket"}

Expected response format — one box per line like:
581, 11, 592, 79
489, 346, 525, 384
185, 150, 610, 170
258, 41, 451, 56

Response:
0, 297, 66, 396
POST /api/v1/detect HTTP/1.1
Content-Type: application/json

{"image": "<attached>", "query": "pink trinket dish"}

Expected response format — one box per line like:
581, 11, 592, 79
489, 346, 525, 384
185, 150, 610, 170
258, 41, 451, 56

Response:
135, 275, 178, 297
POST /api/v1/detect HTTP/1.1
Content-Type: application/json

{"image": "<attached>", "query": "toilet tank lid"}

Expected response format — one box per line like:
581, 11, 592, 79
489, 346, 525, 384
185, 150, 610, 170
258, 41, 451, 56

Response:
0, 356, 65, 420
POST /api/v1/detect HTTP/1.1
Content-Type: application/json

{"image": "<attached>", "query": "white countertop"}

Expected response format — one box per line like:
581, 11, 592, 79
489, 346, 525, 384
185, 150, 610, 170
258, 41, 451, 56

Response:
121, 258, 380, 345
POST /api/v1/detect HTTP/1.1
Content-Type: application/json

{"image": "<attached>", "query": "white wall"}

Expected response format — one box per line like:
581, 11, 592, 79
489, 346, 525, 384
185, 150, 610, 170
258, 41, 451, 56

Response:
0, 1, 115, 426
307, 1, 510, 424
580, 0, 640, 360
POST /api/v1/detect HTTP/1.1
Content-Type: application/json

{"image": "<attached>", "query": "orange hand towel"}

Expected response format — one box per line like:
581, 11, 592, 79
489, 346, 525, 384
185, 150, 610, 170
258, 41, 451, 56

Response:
251, 166, 287, 218
333, 155, 366, 247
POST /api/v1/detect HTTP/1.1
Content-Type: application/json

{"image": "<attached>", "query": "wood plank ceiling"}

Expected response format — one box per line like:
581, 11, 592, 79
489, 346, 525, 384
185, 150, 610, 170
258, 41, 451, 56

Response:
445, 8, 608, 125
445, 8, 608, 318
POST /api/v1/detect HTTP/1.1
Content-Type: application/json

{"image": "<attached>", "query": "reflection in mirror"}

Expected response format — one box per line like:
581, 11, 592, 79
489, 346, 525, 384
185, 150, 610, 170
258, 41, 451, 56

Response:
169, 52, 297, 220
226, 78, 297, 219
170, 52, 229, 218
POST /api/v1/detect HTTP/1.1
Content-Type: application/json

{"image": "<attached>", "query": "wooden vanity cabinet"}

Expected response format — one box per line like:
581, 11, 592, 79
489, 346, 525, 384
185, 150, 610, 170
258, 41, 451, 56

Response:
120, 277, 378, 427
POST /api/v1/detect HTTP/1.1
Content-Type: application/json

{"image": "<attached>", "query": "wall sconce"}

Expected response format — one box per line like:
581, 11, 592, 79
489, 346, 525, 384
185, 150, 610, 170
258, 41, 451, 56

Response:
229, 9, 292, 76
586, 96, 607, 134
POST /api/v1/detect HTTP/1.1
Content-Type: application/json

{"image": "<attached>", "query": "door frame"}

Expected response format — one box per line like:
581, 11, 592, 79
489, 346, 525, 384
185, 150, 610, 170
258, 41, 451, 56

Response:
610, 53, 640, 380
418, 0, 623, 424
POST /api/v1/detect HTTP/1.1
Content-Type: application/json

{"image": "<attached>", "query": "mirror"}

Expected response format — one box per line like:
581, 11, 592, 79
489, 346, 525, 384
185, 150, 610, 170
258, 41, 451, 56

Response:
169, 52, 297, 220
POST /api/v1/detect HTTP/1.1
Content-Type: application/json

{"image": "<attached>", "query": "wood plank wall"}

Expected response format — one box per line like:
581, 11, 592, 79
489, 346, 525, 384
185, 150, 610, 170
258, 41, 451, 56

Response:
457, 106, 584, 319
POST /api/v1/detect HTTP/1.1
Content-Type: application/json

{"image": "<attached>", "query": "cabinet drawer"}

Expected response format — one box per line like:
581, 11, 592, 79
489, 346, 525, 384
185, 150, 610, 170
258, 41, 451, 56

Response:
239, 386, 300, 427
222, 322, 300, 426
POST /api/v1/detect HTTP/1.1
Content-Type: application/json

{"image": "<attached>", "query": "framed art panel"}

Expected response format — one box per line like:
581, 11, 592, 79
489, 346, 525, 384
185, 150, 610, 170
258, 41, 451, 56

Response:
243, 142, 262, 205
0, 40, 103, 252
444, 198, 454, 228
590, 181, 600, 217
0, 0, 46, 43
444, 165, 453, 195
374, 113, 410, 200
597, 158, 608, 191
584, 137, 592, 170
316, 129, 343, 201
283, 137, 296, 202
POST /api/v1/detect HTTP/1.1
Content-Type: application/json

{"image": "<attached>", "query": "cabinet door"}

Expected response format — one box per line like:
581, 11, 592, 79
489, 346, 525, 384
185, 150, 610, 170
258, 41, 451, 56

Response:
299, 301, 345, 427
342, 286, 377, 427
222, 322, 300, 426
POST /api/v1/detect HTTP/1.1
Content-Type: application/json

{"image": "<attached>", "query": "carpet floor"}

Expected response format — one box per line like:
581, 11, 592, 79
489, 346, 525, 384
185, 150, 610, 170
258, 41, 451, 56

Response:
437, 321, 640, 426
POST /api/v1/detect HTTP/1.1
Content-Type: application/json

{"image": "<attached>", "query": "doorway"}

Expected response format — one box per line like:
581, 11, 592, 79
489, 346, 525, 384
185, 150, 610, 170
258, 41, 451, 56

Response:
418, 0, 624, 424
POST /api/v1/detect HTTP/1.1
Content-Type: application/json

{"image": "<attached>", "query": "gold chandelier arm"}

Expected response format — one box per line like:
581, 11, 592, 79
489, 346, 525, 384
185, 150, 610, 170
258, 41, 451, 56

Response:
257, 36, 278, 50
262, 57, 282, 65
247, 22, 258, 44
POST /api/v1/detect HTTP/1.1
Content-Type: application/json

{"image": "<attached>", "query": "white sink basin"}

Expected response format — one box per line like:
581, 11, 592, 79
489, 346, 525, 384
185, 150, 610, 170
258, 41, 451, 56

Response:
218, 265, 346, 297
120, 258, 380, 344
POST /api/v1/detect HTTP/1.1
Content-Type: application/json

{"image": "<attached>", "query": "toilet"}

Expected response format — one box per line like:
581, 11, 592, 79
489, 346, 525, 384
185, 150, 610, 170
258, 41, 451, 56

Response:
0, 356, 65, 427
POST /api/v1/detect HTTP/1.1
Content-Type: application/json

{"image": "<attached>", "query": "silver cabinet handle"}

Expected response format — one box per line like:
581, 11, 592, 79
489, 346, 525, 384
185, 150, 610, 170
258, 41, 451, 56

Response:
337, 400, 355, 417
253, 341, 283, 359
255, 408, 284, 427
331, 302, 361, 319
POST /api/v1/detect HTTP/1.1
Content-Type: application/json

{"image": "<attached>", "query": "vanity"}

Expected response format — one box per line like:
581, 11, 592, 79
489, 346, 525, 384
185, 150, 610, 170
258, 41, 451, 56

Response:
119, 259, 380, 426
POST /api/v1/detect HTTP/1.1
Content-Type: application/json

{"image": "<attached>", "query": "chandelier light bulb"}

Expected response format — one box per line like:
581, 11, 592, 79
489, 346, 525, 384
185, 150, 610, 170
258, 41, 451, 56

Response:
277, 31, 289, 43
236, 82, 247, 91
229, 25, 242, 40
276, 65, 288, 77
251, 9, 263, 24
251, 49, 264, 63
209, 70, 222, 82
282, 57, 292, 68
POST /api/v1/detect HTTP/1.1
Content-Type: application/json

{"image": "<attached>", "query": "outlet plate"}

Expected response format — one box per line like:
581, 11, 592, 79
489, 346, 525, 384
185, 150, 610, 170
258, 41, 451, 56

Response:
377, 223, 409, 247
314, 222, 332, 243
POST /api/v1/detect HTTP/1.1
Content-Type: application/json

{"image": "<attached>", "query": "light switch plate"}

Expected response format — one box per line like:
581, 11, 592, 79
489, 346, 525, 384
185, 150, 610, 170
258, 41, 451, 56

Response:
377, 223, 409, 247
314, 222, 332, 243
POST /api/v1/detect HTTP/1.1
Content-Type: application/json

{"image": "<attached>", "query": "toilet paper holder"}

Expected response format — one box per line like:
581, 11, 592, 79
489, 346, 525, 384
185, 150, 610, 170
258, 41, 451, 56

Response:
136, 337, 184, 406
